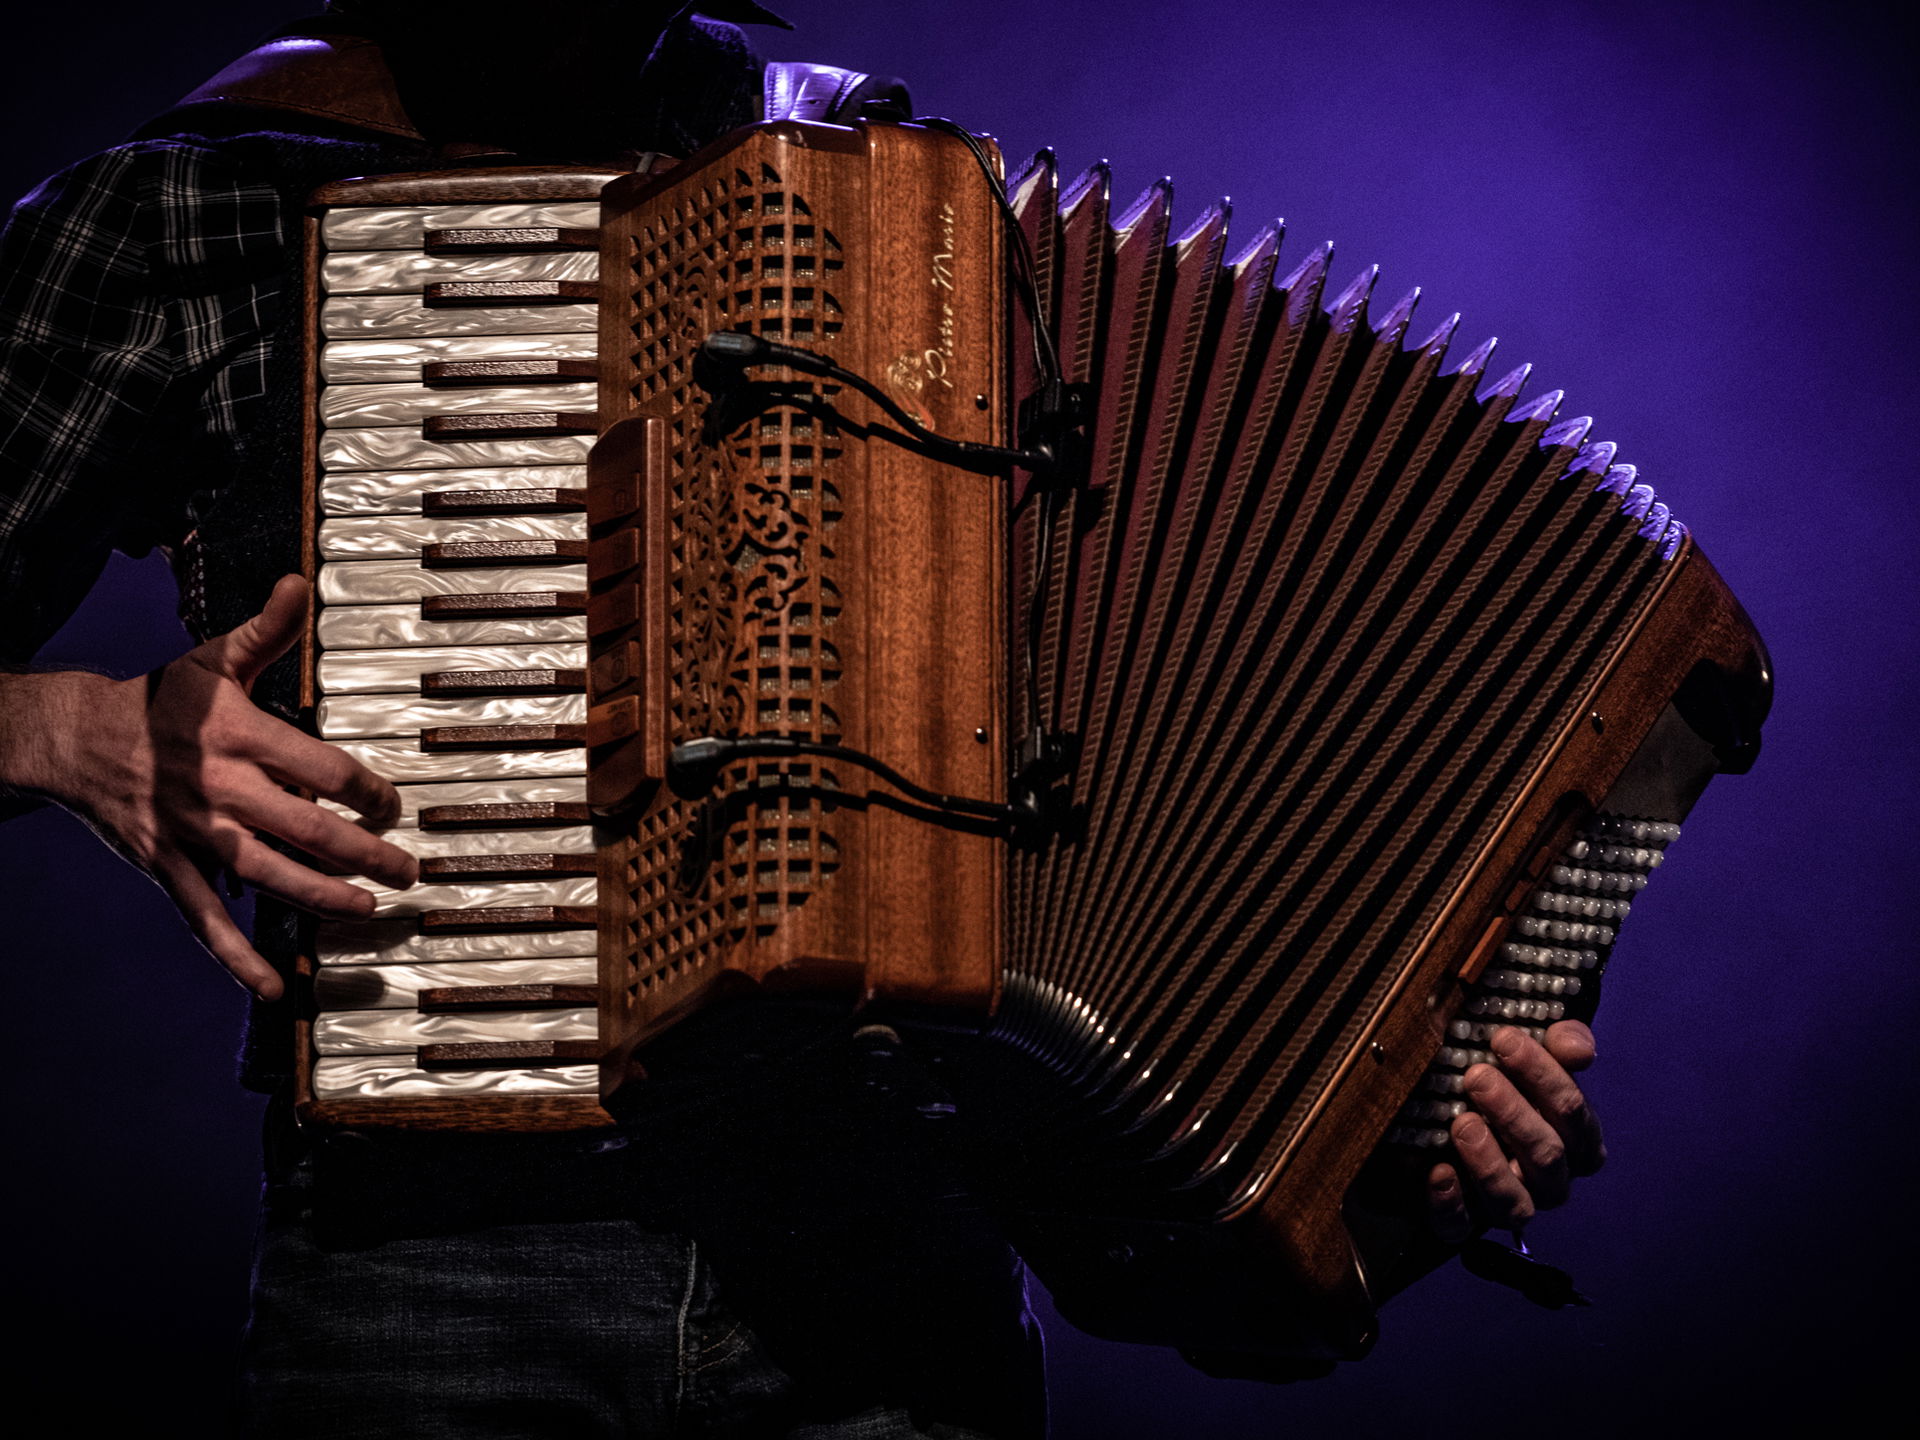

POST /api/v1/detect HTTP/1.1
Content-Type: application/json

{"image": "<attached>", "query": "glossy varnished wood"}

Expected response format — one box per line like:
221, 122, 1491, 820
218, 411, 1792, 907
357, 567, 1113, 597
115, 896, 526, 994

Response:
586, 123, 1006, 1098
424, 225, 600, 254
420, 667, 586, 695
418, 1039, 601, 1070
309, 168, 622, 208
422, 412, 598, 441
419, 800, 592, 830
301, 1095, 612, 1133
420, 722, 587, 751
418, 982, 599, 1012
580, 417, 665, 815
423, 358, 598, 387
419, 905, 598, 933
425, 280, 599, 308
421, 590, 587, 620
298, 128, 1013, 1146
421, 538, 589, 567
423, 487, 587, 515
419, 852, 596, 881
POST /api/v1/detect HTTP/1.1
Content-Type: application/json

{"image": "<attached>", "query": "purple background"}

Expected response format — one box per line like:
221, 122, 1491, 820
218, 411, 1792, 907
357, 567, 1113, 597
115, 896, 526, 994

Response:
3, 2, 1912, 1433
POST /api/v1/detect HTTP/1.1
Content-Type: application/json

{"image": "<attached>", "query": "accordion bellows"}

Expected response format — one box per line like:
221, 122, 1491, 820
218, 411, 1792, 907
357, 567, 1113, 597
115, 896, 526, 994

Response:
1007, 149, 1685, 1190
981, 147, 1766, 1354
293, 121, 1769, 1361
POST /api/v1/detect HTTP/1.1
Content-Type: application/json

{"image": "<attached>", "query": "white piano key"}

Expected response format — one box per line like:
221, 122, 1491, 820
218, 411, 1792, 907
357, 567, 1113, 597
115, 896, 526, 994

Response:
321, 200, 600, 251
319, 776, 588, 827
379, 825, 593, 858
317, 604, 587, 651
316, 560, 587, 605
322, 379, 598, 429
319, 513, 585, 560
333, 738, 586, 784
323, 248, 598, 296
314, 1007, 596, 1054
316, 691, 587, 741
318, 642, 586, 693
322, 332, 597, 384
322, 293, 597, 341
314, 956, 599, 1009
318, 920, 597, 965
322, 464, 588, 516
321, 426, 593, 473
365, 875, 597, 918
313, 1056, 598, 1099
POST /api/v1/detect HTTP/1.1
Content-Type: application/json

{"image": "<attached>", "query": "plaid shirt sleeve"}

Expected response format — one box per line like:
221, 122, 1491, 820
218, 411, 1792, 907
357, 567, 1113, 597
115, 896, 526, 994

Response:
0, 140, 285, 665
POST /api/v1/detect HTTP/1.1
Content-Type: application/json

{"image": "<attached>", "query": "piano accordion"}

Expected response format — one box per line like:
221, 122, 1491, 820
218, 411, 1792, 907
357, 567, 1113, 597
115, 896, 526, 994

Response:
294, 119, 1770, 1359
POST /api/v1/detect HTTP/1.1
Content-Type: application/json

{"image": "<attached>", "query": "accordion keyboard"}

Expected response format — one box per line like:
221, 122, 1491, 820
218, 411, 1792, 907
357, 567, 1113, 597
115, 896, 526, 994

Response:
305, 193, 609, 1104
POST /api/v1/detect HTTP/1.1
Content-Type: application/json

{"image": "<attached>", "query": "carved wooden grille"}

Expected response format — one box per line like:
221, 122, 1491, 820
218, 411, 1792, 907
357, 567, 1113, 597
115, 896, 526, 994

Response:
612, 160, 848, 1003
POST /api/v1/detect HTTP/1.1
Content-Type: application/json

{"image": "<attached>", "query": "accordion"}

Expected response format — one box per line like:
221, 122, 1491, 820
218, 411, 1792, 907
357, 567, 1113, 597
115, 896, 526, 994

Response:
295, 119, 1770, 1358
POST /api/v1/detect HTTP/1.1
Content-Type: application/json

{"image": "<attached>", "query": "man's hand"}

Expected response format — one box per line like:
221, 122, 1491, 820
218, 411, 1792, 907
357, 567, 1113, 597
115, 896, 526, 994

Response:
0, 574, 417, 999
1426, 1020, 1606, 1243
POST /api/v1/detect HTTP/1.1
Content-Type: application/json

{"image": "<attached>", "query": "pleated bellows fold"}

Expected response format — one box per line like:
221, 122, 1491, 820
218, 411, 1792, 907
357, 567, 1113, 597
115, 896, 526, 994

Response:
1002, 160, 1678, 1209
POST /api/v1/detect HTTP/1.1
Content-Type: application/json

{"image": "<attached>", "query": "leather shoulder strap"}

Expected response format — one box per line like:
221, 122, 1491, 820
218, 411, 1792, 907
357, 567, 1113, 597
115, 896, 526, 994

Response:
763, 61, 911, 124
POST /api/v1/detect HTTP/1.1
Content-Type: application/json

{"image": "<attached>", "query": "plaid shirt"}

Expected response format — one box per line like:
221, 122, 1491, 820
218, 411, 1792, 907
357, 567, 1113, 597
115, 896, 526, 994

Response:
0, 139, 290, 666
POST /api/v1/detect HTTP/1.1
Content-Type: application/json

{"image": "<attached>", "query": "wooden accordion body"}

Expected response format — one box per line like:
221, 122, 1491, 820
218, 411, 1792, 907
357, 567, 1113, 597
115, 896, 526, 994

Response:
294, 120, 1770, 1360
297, 125, 1005, 1131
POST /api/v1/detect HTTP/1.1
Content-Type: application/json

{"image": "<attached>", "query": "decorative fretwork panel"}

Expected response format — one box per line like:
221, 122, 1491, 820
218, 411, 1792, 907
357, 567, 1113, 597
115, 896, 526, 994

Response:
607, 160, 850, 1017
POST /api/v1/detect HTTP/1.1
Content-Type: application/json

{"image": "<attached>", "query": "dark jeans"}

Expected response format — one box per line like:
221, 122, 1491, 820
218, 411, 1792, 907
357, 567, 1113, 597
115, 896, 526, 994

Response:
240, 1020, 1048, 1439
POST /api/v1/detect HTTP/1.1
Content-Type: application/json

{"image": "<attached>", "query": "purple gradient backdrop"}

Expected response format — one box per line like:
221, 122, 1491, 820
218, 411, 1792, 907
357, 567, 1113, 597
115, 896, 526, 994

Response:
2, 2, 1912, 1433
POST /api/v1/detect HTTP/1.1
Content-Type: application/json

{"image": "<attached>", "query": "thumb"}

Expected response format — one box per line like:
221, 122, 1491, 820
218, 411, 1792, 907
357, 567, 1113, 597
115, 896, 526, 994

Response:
205, 574, 310, 690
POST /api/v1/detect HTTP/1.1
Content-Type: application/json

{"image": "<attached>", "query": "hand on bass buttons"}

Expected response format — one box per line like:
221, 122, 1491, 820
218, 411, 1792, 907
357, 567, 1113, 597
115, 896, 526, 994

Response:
1426, 1020, 1606, 1240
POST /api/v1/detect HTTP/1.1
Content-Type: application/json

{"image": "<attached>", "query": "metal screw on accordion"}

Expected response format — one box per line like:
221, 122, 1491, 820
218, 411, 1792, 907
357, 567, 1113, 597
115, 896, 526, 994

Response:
1369, 1042, 1387, 1064
1589, 710, 1607, 735
974, 393, 990, 410
974, 727, 989, 744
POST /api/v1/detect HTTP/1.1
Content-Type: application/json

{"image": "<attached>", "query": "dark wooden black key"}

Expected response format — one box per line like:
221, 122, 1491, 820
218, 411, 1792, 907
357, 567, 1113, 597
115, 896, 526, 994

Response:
418, 1039, 601, 1070
418, 905, 597, 934
424, 488, 588, 516
423, 359, 597, 388
423, 412, 597, 442
426, 487, 583, 514
421, 590, 587, 621
422, 539, 588, 568
421, 668, 587, 696
420, 723, 588, 752
419, 852, 596, 882
417, 983, 598, 1013
423, 227, 599, 255
423, 280, 597, 307
419, 801, 593, 831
